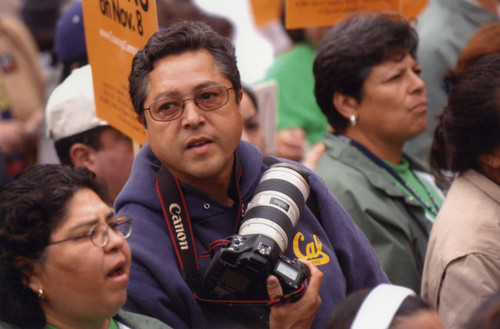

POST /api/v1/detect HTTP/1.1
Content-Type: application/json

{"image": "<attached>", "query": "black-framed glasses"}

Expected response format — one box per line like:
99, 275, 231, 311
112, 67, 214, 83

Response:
48, 216, 132, 248
144, 85, 233, 122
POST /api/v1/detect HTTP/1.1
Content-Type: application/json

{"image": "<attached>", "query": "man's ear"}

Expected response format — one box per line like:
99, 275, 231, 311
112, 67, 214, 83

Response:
237, 88, 243, 105
333, 92, 359, 119
69, 143, 96, 170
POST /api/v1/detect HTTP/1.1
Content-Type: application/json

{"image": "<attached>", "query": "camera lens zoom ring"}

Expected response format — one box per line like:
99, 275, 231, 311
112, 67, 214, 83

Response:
243, 206, 295, 240
254, 179, 306, 211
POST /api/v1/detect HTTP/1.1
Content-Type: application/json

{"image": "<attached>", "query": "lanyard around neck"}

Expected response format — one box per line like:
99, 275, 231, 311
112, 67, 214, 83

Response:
155, 155, 243, 291
338, 135, 440, 217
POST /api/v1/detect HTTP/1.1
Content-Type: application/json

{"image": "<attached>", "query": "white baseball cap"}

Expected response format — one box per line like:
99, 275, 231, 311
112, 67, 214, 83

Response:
46, 64, 108, 141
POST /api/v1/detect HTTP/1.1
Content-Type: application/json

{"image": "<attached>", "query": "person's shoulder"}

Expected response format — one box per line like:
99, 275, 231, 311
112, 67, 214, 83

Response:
264, 43, 314, 77
415, 0, 463, 35
315, 146, 371, 188
115, 309, 173, 329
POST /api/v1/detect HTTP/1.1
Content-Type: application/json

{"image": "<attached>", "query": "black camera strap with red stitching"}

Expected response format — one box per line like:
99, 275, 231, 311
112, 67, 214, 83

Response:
155, 155, 311, 306
156, 164, 202, 293
155, 156, 244, 299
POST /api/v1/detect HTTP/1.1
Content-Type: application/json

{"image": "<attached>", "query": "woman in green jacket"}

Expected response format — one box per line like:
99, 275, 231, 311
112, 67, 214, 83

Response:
313, 10, 444, 293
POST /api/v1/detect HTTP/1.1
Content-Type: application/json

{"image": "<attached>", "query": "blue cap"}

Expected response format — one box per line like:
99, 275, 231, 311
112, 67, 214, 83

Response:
54, 1, 87, 63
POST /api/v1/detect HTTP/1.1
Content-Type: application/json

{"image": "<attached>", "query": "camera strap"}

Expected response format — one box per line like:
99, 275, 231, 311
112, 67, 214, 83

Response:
155, 155, 244, 294
156, 164, 201, 292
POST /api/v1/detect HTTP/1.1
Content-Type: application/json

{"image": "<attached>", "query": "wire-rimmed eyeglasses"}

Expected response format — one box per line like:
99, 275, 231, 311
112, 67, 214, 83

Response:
48, 216, 132, 248
144, 85, 233, 122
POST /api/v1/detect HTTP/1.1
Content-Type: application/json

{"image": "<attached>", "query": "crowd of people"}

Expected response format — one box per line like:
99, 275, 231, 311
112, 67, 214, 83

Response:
1, 0, 500, 328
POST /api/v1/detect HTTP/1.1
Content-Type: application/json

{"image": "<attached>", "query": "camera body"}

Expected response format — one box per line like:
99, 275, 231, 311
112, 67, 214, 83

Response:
203, 233, 310, 301
203, 163, 311, 302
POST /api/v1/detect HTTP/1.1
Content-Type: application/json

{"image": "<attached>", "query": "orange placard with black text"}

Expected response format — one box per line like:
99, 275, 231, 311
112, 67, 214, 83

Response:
82, 0, 158, 145
285, 0, 428, 29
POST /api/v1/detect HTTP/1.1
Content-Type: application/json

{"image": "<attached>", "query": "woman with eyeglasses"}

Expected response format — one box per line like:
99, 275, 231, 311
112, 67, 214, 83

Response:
0, 164, 171, 329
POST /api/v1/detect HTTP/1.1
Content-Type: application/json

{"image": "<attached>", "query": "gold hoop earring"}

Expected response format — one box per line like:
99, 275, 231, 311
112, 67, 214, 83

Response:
37, 288, 46, 300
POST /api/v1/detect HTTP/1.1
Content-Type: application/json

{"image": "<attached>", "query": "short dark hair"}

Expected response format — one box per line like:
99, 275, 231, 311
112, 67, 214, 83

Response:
313, 10, 418, 132
0, 164, 109, 327
430, 53, 500, 181
54, 126, 107, 166
129, 20, 241, 126
389, 295, 433, 328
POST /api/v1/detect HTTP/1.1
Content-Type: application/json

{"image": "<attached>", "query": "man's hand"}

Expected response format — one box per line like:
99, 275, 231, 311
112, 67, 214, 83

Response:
267, 260, 323, 329
301, 141, 325, 170
276, 127, 307, 162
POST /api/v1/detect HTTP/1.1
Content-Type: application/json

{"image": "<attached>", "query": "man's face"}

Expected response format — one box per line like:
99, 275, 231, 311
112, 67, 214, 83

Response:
143, 49, 243, 187
93, 127, 134, 202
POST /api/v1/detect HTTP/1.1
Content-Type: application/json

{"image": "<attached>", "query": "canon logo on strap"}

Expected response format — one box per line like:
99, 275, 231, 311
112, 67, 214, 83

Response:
169, 203, 189, 250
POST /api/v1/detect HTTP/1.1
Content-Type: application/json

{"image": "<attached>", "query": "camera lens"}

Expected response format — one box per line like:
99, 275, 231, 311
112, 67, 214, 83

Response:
239, 163, 310, 252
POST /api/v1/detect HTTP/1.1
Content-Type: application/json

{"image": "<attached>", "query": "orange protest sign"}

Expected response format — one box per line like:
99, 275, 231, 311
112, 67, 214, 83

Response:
82, 0, 158, 145
401, 0, 429, 20
285, 0, 428, 29
248, 0, 283, 28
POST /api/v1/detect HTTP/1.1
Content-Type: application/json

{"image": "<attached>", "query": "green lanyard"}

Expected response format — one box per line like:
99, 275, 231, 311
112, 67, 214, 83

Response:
45, 318, 118, 329
383, 159, 442, 218
338, 134, 441, 217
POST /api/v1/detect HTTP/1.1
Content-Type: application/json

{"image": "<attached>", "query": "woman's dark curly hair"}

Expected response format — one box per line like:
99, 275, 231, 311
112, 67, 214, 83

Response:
430, 53, 500, 182
0, 164, 109, 328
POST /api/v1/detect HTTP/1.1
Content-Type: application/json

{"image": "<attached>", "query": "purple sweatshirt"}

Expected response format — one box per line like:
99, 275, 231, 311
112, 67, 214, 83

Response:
115, 141, 388, 329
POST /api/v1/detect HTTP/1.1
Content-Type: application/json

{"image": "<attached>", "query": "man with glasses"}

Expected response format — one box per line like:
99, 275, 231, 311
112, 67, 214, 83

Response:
115, 21, 388, 329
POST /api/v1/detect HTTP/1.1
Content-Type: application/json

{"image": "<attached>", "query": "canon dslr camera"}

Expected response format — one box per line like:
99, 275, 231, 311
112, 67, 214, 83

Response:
203, 163, 311, 302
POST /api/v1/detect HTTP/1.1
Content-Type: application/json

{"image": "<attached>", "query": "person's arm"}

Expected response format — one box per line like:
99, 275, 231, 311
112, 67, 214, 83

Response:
301, 141, 325, 170
267, 260, 323, 329
437, 253, 500, 329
